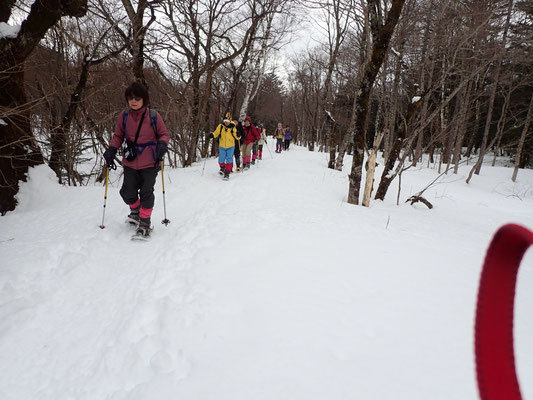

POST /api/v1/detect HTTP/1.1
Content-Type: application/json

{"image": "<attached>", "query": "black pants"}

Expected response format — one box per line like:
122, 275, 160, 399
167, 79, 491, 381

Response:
234, 144, 241, 167
120, 166, 158, 209
284, 139, 291, 150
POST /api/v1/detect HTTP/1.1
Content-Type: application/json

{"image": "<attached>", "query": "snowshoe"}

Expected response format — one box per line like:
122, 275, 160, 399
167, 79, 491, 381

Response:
131, 218, 152, 241
223, 172, 230, 180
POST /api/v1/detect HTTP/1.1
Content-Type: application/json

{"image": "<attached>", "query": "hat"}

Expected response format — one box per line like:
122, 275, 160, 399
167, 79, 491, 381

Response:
223, 112, 231, 124
245, 116, 252, 122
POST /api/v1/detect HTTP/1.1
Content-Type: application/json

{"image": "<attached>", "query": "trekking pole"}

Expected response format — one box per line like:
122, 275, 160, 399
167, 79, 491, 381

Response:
99, 167, 110, 229
236, 139, 242, 170
265, 139, 274, 159
201, 138, 210, 176
160, 161, 170, 226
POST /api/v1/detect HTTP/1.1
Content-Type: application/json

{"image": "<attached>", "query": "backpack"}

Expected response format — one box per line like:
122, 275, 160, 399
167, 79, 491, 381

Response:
122, 107, 159, 160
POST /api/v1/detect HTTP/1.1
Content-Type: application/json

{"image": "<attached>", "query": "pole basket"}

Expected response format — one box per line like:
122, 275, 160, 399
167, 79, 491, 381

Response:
162, 218, 170, 226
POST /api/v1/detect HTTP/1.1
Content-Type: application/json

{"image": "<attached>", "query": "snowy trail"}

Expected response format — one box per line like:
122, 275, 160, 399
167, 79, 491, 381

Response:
1, 145, 533, 399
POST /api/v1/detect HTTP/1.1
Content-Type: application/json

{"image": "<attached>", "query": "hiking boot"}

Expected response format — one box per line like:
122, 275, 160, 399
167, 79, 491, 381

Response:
251, 159, 256, 165
223, 171, 230, 180
126, 205, 140, 225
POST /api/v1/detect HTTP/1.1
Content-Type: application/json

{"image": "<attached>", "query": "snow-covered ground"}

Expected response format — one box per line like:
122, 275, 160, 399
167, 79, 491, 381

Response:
1, 145, 533, 399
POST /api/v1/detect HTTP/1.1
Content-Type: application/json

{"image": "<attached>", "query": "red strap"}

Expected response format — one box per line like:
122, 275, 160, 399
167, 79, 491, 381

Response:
475, 224, 533, 400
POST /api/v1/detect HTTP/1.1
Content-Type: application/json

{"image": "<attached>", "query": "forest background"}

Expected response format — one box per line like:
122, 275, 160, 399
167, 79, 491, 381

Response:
0, 0, 532, 213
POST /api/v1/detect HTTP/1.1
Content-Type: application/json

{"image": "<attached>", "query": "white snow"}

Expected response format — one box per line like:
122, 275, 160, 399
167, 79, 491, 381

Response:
1, 145, 533, 399
0, 22, 21, 39
391, 47, 401, 57
412, 96, 422, 103
0, 118, 7, 126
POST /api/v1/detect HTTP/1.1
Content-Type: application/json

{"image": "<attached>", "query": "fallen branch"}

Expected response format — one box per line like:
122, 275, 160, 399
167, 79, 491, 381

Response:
405, 195, 433, 209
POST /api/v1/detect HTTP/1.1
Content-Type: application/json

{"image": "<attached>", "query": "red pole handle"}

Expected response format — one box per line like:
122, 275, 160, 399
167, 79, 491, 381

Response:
475, 224, 533, 400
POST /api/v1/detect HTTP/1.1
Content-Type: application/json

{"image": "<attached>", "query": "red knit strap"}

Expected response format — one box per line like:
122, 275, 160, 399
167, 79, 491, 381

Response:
475, 224, 533, 400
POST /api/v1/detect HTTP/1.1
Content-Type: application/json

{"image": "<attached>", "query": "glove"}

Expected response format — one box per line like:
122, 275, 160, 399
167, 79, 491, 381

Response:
155, 140, 168, 162
103, 147, 117, 168
208, 133, 214, 140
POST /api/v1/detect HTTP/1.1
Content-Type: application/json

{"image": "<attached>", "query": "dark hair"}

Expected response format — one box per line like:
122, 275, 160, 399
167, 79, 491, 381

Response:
125, 82, 149, 106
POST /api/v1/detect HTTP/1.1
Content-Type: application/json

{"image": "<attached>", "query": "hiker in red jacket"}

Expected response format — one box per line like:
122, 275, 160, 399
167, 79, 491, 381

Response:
241, 116, 261, 170
103, 82, 170, 238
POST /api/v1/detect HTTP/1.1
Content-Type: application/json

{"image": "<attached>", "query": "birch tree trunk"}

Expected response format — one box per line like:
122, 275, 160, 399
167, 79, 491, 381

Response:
362, 129, 385, 206
239, 3, 277, 120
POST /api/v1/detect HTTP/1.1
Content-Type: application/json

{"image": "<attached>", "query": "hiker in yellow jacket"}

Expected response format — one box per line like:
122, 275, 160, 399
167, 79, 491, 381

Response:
275, 122, 285, 153
209, 112, 239, 180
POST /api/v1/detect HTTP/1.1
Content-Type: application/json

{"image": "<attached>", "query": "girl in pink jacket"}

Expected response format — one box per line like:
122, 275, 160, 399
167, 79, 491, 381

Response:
103, 82, 170, 238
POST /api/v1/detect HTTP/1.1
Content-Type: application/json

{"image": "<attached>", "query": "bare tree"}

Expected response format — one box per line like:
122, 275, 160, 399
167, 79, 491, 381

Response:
0, 0, 88, 213
466, 0, 514, 183
346, 0, 407, 205
157, 0, 275, 166
512, 93, 533, 181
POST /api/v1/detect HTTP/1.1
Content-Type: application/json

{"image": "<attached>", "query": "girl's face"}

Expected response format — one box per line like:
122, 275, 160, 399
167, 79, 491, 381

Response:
277, 123, 282, 129
127, 95, 144, 110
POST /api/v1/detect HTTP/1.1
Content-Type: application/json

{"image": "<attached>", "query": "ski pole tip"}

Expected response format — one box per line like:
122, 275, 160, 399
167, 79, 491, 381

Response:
99, 225, 105, 229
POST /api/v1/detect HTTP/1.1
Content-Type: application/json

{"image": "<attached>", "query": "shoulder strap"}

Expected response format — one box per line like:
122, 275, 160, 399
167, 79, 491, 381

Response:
133, 109, 147, 145
123, 107, 156, 141
149, 108, 158, 137
122, 107, 130, 134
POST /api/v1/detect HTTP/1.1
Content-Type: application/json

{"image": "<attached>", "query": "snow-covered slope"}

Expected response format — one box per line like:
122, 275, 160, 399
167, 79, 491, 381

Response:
1, 145, 533, 399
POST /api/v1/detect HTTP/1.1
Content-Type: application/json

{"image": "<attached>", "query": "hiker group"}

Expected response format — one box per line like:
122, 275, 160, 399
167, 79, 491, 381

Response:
102, 82, 293, 239
208, 113, 292, 180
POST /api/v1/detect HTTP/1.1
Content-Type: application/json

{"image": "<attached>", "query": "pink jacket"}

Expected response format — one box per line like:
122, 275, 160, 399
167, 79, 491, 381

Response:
110, 107, 170, 170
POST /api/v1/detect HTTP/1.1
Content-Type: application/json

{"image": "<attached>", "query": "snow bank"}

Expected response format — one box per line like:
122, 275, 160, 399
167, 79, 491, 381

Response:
13, 165, 67, 213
